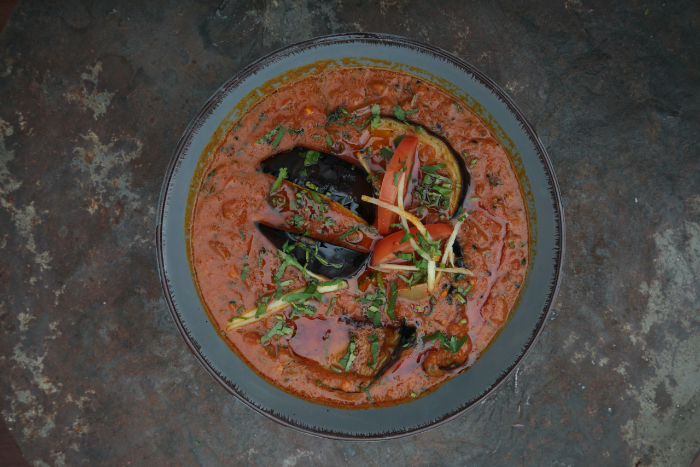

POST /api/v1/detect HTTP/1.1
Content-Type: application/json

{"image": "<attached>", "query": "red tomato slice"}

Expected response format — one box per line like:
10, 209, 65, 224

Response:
370, 223, 453, 266
376, 136, 418, 235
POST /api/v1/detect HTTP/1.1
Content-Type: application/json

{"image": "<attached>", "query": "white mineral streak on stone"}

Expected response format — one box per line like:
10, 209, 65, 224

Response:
282, 450, 315, 467
64, 62, 114, 119
46, 321, 62, 340
71, 131, 142, 214
11, 344, 59, 396
0, 201, 52, 271
622, 221, 700, 466
0, 118, 52, 270
0, 118, 19, 194
53, 283, 66, 306
17, 311, 35, 332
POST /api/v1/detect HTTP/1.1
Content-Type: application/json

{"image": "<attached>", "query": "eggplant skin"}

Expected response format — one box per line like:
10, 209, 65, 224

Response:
257, 223, 369, 279
375, 118, 470, 218
368, 321, 417, 385
260, 148, 376, 224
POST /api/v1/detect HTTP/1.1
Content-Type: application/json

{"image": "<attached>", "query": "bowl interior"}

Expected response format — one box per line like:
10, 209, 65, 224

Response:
156, 33, 564, 440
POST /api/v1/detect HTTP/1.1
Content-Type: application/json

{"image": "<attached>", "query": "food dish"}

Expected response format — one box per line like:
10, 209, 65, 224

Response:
189, 66, 530, 408
157, 33, 564, 438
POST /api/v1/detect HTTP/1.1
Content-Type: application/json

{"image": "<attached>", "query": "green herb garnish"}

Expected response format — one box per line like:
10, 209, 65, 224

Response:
260, 316, 294, 344
302, 149, 321, 165
271, 127, 285, 149
270, 167, 287, 193
387, 282, 398, 320
369, 104, 381, 130
380, 147, 394, 160
326, 107, 347, 126
393, 105, 419, 123
254, 296, 270, 318
257, 124, 281, 144
338, 334, 359, 372
421, 164, 447, 174
338, 224, 376, 240
286, 214, 305, 229
367, 333, 379, 368
423, 331, 469, 353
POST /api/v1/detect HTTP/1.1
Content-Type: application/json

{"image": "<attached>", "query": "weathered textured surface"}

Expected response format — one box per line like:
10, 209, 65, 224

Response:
0, 0, 698, 465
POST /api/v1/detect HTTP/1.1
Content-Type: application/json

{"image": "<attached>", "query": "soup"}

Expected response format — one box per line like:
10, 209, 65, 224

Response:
188, 66, 529, 408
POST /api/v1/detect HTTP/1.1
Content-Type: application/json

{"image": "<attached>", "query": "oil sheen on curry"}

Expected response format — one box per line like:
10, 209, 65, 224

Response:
189, 67, 529, 408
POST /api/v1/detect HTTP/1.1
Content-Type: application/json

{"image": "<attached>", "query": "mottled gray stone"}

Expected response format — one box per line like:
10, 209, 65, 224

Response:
0, 0, 698, 465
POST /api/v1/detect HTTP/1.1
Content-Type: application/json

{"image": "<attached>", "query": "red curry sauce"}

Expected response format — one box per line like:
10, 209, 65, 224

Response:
189, 67, 529, 408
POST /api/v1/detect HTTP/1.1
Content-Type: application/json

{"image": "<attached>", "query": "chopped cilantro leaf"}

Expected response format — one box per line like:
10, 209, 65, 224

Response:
326, 107, 347, 126
338, 334, 359, 372
387, 282, 398, 320
393, 105, 419, 123
260, 316, 293, 344
421, 164, 447, 174
270, 167, 287, 193
254, 296, 270, 318
286, 214, 305, 229
271, 127, 285, 150
282, 280, 323, 304
367, 333, 379, 368
369, 104, 381, 130
422, 331, 469, 353
366, 309, 382, 328
302, 150, 321, 165
393, 105, 406, 122
257, 124, 282, 144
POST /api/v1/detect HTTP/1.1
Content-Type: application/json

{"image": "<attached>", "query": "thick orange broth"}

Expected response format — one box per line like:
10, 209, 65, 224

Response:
189, 67, 529, 408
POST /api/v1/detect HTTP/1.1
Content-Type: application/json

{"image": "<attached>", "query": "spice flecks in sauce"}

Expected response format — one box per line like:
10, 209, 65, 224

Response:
190, 67, 529, 408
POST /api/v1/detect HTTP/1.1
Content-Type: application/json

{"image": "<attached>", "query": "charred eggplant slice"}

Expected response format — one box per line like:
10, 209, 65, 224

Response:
261, 147, 376, 224
257, 223, 369, 279
452, 239, 464, 261
368, 321, 417, 385
374, 118, 470, 218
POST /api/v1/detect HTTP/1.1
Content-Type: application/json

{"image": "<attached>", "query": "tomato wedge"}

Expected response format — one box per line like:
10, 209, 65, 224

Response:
376, 136, 418, 235
370, 223, 453, 266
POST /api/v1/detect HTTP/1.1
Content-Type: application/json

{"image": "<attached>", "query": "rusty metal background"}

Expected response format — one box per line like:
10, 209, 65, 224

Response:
0, 0, 698, 465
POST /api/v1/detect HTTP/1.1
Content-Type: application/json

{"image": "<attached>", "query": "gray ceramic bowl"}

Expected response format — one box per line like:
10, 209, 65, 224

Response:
156, 33, 564, 439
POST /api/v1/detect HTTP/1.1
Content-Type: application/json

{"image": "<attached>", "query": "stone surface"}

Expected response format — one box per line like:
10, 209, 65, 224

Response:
1, 1, 699, 465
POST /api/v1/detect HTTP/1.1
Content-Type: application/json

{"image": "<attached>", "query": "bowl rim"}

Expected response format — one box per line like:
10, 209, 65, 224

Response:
155, 32, 565, 440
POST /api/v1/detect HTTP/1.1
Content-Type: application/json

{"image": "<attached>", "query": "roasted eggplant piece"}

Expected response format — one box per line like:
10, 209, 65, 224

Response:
374, 118, 470, 218
368, 321, 417, 385
260, 148, 376, 224
257, 223, 369, 279
452, 239, 464, 262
